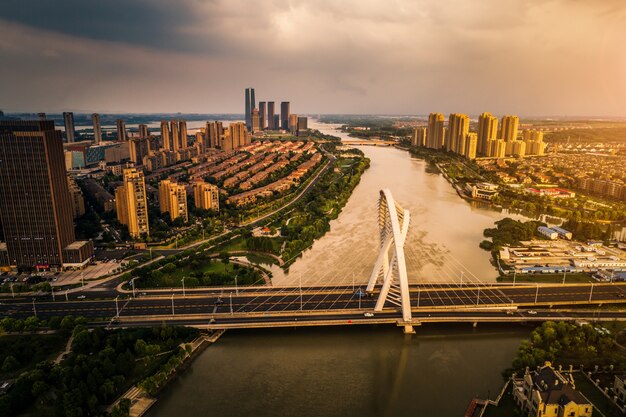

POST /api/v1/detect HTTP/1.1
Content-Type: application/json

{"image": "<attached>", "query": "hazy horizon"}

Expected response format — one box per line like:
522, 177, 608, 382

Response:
1, 0, 625, 117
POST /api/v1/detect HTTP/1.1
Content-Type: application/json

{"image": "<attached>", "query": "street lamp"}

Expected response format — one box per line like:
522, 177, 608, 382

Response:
131, 278, 137, 297
181, 277, 186, 298
230, 292, 233, 315
32, 299, 37, 317
115, 295, 119, 317
171, 293, 175, 316
235, 274, 238, 296
10, 283, 14, 298
51, 286, 55, 302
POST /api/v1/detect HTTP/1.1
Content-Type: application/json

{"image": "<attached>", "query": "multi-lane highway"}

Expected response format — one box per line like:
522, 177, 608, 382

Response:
2, 282, 626, 329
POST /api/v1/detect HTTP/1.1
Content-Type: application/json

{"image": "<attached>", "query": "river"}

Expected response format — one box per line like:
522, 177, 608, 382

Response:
146, 325, 528, 417
268, 121, 529, 286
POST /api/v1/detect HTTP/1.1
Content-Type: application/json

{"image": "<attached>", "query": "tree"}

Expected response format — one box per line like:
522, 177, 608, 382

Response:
1, 355, 19, 372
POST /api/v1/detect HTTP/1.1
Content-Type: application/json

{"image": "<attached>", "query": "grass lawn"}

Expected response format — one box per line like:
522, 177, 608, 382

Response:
159, 259, 232, 282
498, 273, 594, 284
483, 391, 522, 417
574, 374, 623, 417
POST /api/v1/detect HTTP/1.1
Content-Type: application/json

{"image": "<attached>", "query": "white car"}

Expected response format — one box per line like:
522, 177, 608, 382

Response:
527, 310, 537, 315
77, 295, 86, 299
363, 312, 374, 317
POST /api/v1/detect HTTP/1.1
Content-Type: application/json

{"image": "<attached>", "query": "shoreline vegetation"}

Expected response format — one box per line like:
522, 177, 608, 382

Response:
0, 316, 202, 417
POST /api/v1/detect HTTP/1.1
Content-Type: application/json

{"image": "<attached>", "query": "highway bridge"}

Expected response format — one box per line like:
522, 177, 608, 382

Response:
2, 189, 625, 333
2, 282, 626, 331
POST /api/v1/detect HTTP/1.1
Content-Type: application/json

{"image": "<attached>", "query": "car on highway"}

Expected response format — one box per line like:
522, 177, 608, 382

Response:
617, 293, 625, 298
527, 310, 537, 315
77, 295, 86, 299
215, 298, 224, 305
363, 312, 374, 317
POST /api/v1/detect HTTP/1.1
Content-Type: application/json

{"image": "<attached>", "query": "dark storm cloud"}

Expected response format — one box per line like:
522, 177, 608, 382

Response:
0, 0, 209, 52
0, 0, 625, 115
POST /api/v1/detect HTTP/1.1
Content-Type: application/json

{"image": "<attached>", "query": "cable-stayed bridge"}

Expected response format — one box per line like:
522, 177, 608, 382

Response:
2, 189, 626, 332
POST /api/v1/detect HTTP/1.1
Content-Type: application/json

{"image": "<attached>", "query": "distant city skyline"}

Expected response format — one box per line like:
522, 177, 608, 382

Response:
1, 0, 625, 116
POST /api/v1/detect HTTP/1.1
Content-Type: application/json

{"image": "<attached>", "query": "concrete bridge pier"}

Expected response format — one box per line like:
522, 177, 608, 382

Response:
402, 324, 416, 334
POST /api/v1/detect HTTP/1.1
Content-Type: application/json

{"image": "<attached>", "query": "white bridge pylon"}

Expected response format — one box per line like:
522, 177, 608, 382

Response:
366, 189, 412, 324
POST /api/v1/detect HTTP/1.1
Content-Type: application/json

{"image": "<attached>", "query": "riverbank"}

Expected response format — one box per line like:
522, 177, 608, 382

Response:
114, 329, 226, 417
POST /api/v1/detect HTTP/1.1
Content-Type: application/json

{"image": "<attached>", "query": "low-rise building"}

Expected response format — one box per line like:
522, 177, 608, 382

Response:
512, 362, 593, 417
538, 226, 558, 240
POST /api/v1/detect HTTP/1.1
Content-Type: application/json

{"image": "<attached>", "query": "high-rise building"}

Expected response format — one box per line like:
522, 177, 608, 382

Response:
251, 108, 261, 133
487, 139, 506, 158
92, 113, 102, 144
0, 120, 90, 269
259, 102, 266, 130
500, 115, 520, 145
447, 113, 470, 154
159, 179, 188, 223
523, 130, 546, 156
138, 124, 149, 138
206, 121, 223, 149
68, 177, 85, 218
160, 120, 170, 151
280, 102, 290, 130
178, 120, 188, 149
170, 120, 179, 151
115, 168, 149, 238
512, 140, 526, 158
37, 113, 46, 120
193, 181, 219, 212
465, 133, 478, 160
426, 113, 445, 149
273, 115, 280, 131
289, 114, 299, 134
229, 122, 249, 148
130, 138, 149, 165
267, 102, 275, 130
116, 119, 126, 141
297, 116, 308, 133
477, 112, 498, 156
245, 88, 256, 130
63, 112, 76, 143
412, 127, 427, 147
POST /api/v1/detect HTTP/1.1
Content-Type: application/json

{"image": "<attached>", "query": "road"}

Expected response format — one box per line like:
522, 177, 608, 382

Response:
3, 282, 626, 329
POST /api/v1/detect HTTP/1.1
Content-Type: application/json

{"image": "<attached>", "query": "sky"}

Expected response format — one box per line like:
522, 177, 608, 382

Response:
0, 0, 625, 117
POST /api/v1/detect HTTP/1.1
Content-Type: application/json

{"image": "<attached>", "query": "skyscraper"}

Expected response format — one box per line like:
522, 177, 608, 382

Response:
194, 181, 220, 212
138, 124, 149, 138
205, 121, 222, 149
159, 179, 188, 223
245, 88, 256, 130
465, 133, 478, 159
412, 127, 426, 147
92, 113, 102, 144
251, 109, 261, 133
446, 113, 470, 154
115, 168, 149, 238
63, 112, 76, 143
477, 112, 498, 156
289, 114, 299, 134
160, 120, 170, 151
0, 121, 78, 268
280, 102, 290, 130
170, 120, 179, 151
297, 116, 308, 133
259, 101, 266, 130
500, 115, 520, 143
129, 138, 149, 165
229, 122, 249, 148
178, 120, 188, 149
116, 119, 126, 141
426, 113, 445, 149
267, 102, 275, 130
